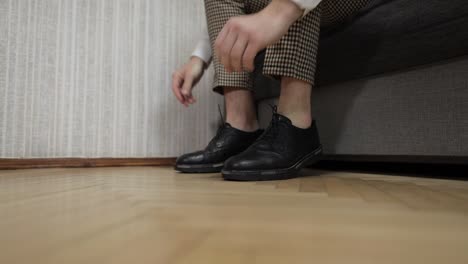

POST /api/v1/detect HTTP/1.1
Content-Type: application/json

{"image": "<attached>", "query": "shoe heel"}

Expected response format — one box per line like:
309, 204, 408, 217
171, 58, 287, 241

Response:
304, 146, 323, 166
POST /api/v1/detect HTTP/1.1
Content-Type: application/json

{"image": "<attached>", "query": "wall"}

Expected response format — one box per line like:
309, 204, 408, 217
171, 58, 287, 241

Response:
0, 0, 223, 158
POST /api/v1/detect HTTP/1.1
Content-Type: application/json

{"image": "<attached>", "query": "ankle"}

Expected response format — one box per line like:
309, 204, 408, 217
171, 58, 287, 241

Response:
278, 109, 312, 129
277, 77, 313, 129
224, 86, 259, 132
226, 117, 260, 132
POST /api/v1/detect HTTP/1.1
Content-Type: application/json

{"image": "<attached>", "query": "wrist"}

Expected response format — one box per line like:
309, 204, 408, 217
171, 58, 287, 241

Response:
190, 56, 207, 70
265, 0, 303, 25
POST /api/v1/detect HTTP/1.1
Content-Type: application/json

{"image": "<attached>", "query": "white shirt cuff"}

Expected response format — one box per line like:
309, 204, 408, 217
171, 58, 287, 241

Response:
191, 37, 212, 64
290, 0, 322, 16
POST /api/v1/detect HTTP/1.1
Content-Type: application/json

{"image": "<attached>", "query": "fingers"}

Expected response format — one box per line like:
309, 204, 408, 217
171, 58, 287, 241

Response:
242, 41, 259, 72
216, 29, 238, 72
216, 18, 258, 73
181, 76, 194, 107
230, 35, 248, 72
172, 72, 185, 105
214, 24, 229, 56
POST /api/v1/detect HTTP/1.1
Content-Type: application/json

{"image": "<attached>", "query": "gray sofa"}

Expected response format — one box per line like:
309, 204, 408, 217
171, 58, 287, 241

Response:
254, 0, 468, 164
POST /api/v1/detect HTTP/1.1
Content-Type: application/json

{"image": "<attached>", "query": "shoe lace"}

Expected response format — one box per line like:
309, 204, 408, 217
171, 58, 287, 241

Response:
256, 104, 281, 145
206, 105, 227, 149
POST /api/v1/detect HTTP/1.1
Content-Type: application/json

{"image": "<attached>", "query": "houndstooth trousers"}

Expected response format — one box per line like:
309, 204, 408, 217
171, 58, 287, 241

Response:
204, 0, 370, 94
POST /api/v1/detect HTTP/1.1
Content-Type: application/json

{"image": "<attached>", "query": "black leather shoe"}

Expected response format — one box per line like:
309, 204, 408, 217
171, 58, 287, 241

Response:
222, 112, 322, 181
175, 123, 263, 173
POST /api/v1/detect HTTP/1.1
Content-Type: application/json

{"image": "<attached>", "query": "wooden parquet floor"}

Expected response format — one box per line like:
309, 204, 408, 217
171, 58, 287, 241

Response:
1, 166, 467, 264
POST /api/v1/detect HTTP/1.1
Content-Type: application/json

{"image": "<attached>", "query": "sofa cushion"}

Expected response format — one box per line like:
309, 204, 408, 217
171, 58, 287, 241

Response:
257, 56, 468, 161
253, 0, 468, 100
317, 0, 468, 86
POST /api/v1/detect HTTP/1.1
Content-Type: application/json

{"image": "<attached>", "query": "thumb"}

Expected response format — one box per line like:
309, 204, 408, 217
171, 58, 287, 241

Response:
181, 75, 194, 100
181, 77, 193, 97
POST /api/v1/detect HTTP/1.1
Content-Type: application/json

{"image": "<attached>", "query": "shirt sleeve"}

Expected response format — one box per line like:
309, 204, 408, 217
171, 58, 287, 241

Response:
191, 26, 212, 64
290, 0, 323, 16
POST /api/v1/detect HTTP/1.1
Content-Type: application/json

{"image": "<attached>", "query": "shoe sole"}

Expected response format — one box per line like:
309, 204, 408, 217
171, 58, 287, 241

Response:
221, 146, 323, 181
175, 162, 224, 173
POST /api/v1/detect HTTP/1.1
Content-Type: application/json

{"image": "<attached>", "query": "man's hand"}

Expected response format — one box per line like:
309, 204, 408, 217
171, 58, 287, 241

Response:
171, 56, 206, 107
214, 0, 303, 73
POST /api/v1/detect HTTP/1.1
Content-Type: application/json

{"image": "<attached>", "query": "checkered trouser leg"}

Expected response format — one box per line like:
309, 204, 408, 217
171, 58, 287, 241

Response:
204, 0, 371, 94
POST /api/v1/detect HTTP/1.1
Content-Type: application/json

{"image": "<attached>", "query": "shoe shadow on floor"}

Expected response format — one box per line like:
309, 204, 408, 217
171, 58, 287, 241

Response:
192, 168, 330, 182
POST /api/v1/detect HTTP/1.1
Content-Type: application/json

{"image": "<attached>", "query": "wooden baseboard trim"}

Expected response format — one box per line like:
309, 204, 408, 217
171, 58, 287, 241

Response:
321, 154, 468, 165
0, 158, 177, 170
5, 155, 465, 170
